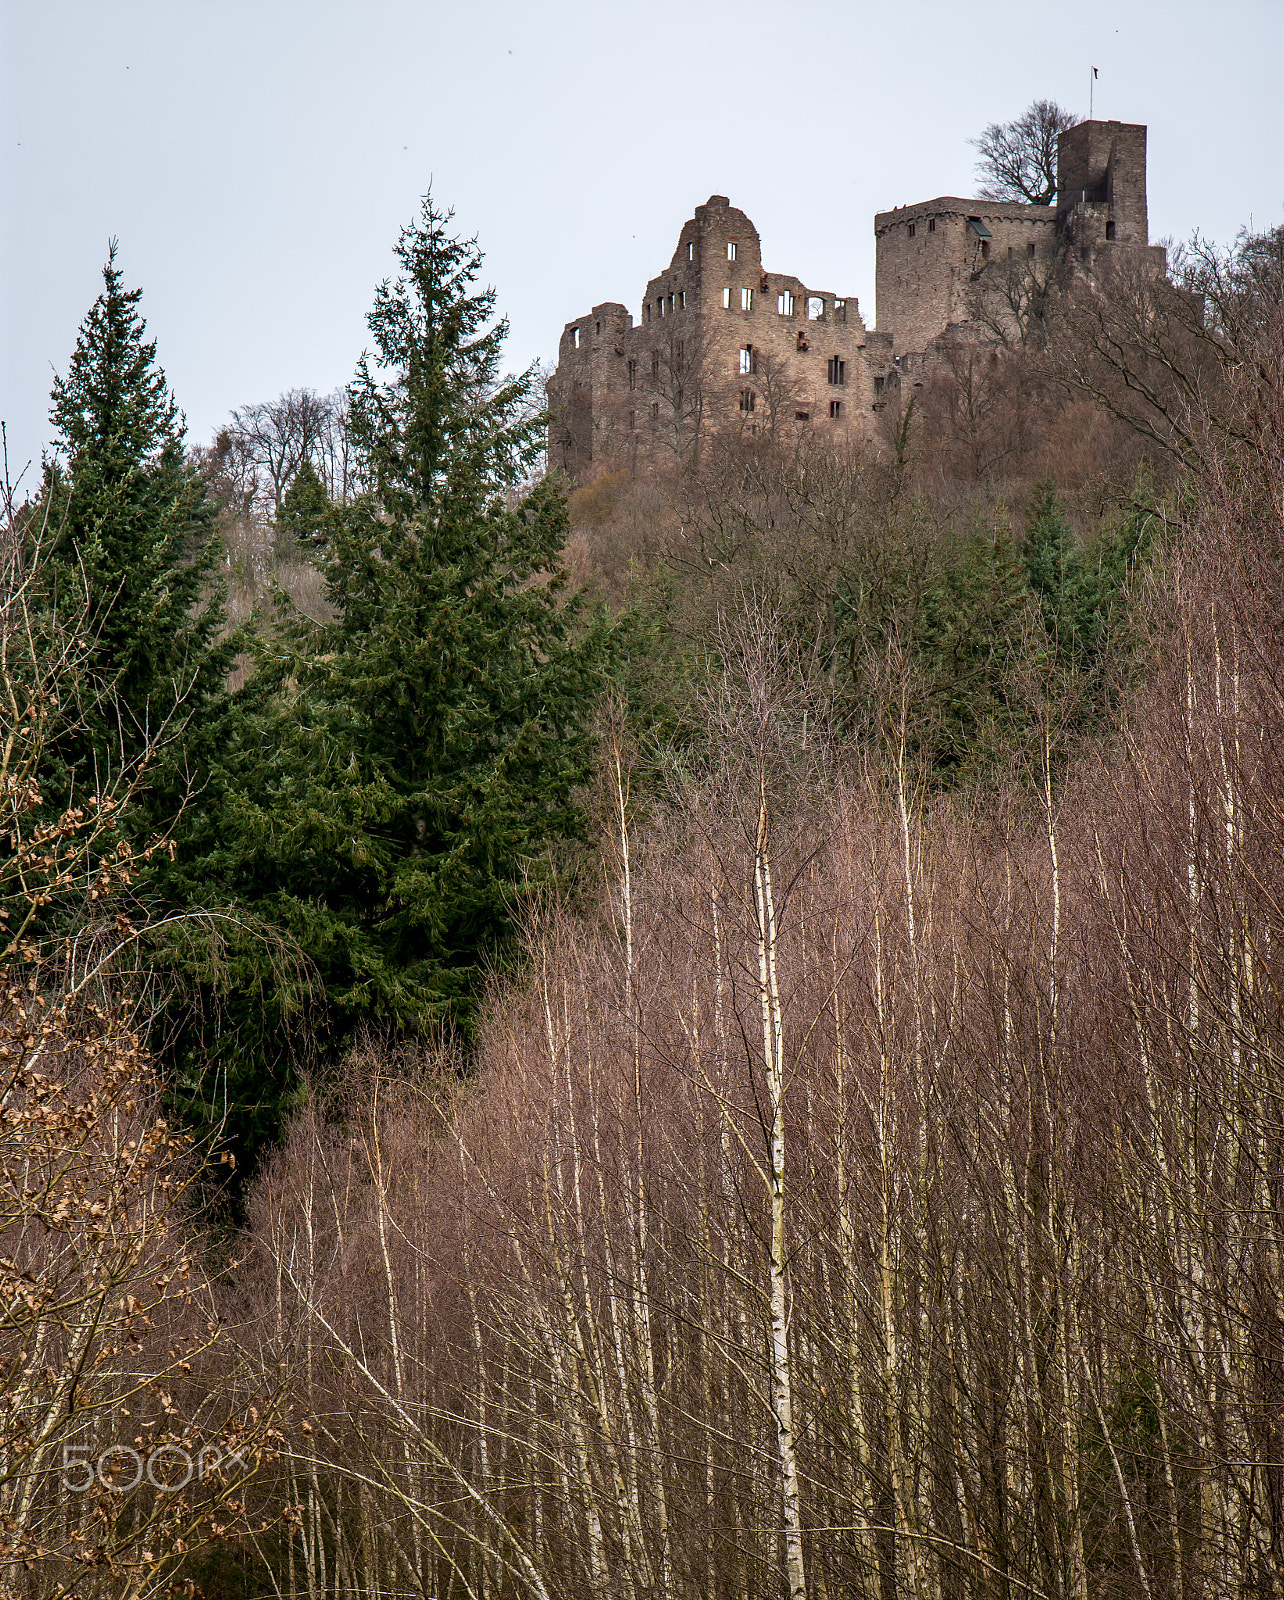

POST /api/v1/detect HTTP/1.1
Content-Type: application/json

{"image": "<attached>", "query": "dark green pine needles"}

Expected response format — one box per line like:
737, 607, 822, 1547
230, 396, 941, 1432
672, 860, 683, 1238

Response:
276, 458, 332, 554
44, 243, 235, 824
217, 196, 612, 1046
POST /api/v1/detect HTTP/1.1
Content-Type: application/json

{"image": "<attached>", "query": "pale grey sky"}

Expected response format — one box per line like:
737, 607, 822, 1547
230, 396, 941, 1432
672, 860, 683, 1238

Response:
3, 0, 1281, 488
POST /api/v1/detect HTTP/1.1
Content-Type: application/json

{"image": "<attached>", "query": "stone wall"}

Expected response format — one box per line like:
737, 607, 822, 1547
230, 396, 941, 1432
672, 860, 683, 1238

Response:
874, 199, 1058, 353
548, 118, 1163, 480
547, 196, 876, 479
1057, 120, 1148, 242
1055, 121, 1167, 277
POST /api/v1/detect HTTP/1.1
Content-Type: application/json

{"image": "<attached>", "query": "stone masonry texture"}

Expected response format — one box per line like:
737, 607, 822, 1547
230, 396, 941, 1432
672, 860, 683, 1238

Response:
548, 120, 1161, 480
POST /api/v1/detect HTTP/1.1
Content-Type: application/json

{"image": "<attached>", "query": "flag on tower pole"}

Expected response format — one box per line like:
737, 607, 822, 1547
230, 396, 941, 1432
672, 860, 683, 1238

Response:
1091, 66, 1098, 117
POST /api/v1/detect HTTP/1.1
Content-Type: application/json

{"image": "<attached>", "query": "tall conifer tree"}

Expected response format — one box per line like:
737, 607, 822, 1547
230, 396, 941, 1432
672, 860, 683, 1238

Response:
45, 245, 234, 817
215, 195, 611, 1060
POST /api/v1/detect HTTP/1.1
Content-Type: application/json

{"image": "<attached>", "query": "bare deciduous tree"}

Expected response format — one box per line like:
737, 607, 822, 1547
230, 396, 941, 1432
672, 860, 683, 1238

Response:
1053, 224, 1284, 497
225, 389, 332, 520
972, 99, 1078, 206
651, 319, 715, 473
967, 250, 1071, 348
0, 478, 288, 1599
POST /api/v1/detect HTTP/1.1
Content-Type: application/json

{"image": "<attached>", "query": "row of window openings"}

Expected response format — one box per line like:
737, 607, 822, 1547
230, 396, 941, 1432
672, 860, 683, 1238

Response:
677, 240, 731, 263
657, 284, 841, 318
739, 391, 844, 420
643, 290, 689, 321
625, 345, 845, 387
587, 282, 842, 333
570, 253, 847, 348
723, 287, 842, 321
679, 241, 742, 262
738, 346, 847, 386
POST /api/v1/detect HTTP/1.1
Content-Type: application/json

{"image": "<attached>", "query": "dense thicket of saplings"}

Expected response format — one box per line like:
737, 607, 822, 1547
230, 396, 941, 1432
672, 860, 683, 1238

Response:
242, 533, 1284, 1600
4, 193, 1281, 1600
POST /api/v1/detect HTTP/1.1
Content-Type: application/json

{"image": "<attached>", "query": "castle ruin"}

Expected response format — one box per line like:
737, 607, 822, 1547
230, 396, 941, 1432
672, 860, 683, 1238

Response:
546, 118, 1165, 478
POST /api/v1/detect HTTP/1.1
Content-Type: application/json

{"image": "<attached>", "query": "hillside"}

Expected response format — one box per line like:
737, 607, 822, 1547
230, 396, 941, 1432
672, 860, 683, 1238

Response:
2, 193, 1282, 1600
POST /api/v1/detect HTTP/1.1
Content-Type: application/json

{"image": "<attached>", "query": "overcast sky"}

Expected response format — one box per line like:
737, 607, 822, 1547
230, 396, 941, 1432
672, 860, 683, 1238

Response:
3, 0, 1281, 487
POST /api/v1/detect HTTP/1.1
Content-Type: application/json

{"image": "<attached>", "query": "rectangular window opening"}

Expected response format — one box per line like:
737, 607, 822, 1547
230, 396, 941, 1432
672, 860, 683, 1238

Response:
827, 357, 846, 386
687, 241, 695, 260
628, 359, 638, 391
777, 291, 795, 316
795, 410, 810, 422
679, 290, 687, 308
651, 402, 659, 420
570, 326, 580, 348
739, 389, 755, 413
738, 345, 755, 375
727, 241, 738, 260
928, 217, 936, 233
741, 286, 753, 311
833, 298, 846, 323
908, 223, 916, 238
807, 296, 824, 320
722, 286, 732, 309
874, 376, 885, 396
829, 400, 842, 419
1028, 242, 1036, 258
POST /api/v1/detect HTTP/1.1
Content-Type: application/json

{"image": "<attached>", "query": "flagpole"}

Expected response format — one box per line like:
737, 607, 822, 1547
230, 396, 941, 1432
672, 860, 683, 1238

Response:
1090, 66, 1096, 118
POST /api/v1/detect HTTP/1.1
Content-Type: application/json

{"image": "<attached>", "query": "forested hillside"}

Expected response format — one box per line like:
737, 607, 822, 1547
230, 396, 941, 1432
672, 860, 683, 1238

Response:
2, 193, 1282, 1600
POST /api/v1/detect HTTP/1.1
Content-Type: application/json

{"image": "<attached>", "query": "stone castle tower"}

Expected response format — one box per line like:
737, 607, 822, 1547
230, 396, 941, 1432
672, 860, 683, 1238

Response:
547, 119, 1164, 479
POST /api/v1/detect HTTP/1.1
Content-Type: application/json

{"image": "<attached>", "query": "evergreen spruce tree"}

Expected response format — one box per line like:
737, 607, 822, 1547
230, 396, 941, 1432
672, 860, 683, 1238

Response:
275, 458, 332, 554
1022, 479, 1096, 660
208, 196, 611, 1108
1019, 480, 1156, 766
919, 513, 1033, 780
44, 245, 236, 820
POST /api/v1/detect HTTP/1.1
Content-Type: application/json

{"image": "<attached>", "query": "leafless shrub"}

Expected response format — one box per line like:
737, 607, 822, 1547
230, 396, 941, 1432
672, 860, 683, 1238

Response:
0, 476, 289, 1598
1052, 223, 1284, 502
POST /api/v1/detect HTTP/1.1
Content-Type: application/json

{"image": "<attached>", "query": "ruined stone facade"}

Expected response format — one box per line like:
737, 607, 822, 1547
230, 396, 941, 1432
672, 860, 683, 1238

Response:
548, 120, 1163, 479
